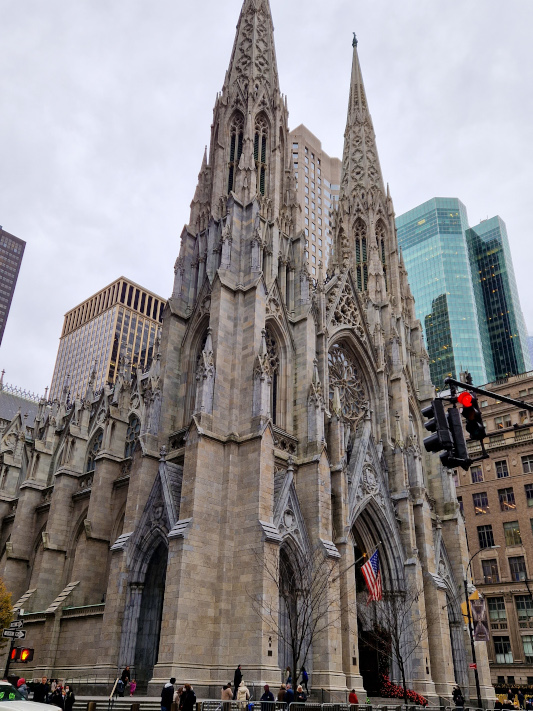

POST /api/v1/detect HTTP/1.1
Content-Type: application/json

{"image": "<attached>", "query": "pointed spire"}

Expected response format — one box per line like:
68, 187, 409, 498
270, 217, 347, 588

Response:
340, 36, 386, 202
223, 0, 280, 99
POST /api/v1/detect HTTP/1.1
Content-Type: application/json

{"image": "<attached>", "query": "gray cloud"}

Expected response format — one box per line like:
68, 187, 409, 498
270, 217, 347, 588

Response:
2, 0, 532, 392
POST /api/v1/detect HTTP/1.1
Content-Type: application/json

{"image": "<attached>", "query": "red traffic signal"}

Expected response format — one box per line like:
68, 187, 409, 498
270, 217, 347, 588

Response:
457, 392, 473, 408
457, 391, 486, 441
10, 647, 34, 663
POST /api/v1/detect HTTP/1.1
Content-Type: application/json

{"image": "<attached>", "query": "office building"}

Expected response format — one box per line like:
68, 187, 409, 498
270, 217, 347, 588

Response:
396, 198, 487, 389
457, 371, 533, 687
466, 217, 531, 381
49, 277, 164, 401
289, 125, 341, 274
0, 227, 25, 345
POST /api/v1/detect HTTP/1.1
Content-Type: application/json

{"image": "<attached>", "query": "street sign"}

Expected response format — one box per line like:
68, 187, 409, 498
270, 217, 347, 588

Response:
2, 629, 26, 639
9, 620, 23, 629
469, 663, 477, 669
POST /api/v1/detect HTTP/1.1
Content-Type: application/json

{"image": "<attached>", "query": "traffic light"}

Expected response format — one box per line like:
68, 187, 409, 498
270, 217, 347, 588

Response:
457, 391, 486, 441
440, 407, 472, 471
10, 647, 34, 663
422, 398, 453, 454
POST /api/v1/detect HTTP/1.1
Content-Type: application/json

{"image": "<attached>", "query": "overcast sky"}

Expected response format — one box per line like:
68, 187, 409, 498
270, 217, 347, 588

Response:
2, 0, 532, 395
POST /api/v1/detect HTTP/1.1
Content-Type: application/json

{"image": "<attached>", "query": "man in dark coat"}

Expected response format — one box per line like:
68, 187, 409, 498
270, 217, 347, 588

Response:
179, 684, 196, 711
233, 666, 242, 700
285, 684, 295, 705
33, 677, 50, 704
161, 678, 176, 711
260, 684, 275, 711
121, 667, 131, 684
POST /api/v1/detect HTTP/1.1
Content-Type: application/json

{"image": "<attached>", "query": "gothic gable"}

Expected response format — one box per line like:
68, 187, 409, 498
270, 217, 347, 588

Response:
326, 270, 371, 346
265, 280, 295, 351
272, 465, 311, 555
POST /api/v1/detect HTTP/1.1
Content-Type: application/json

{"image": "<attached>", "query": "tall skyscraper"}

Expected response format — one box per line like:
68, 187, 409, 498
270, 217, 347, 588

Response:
289, 125, 341, 272
49, 276, 164, 401
395, 198, 487, 389
466, 216, 531, 380
0, 227, 25, 345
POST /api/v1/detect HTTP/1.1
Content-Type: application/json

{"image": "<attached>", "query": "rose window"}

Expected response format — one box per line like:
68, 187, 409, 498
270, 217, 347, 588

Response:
328, 343, 366, 423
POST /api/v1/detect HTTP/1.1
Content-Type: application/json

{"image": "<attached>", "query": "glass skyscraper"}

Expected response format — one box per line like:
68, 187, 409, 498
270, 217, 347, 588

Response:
396, 198, 487, 389
0, 227, 25, 346
466, 216, 531, 380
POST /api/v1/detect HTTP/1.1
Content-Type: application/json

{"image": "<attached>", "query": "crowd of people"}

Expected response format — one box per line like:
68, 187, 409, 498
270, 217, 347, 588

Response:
21, 676, 75, 710
115, 666, 137, 697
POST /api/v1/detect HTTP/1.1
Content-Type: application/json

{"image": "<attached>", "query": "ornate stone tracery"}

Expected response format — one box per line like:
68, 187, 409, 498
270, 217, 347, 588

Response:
328, 343, 366, 425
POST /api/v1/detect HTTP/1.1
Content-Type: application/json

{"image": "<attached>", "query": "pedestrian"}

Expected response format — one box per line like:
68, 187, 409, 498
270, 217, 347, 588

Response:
277, 684, 286, 703
285, 667, 292, 685
519, 692, 526, 710
509, 691, 516, 702
233, 666, 243, 700
285, 684, 294, 705
50, 680, 58, 694
17, 679, 29, 700
174, 686, 184, 707
296, 685, 307, 703
222, 685, 233, 701
49, 685, 64, 710
179, 683, 196, 711
116, 679, 125, 697
33, 676, 50, 703
121, 666, 131, 684
260, 684, 274, 711
161, 677, 176, 711
64, 686, 75, 711
130, 680, 137, 697
452, 685, 465, 708
301, 667, 309, 695
237, 680, 251, 711
349, 690, 359, 705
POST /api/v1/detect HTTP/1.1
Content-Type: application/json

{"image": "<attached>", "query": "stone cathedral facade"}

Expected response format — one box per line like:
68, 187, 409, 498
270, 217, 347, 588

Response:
0, 0, 493, 702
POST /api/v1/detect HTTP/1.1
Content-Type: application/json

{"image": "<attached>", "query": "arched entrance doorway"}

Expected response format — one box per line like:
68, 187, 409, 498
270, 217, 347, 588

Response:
134, 541, 168, 685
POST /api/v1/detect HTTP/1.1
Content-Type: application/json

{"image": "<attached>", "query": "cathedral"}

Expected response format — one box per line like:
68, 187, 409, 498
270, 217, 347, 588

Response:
0, 0, 493, 702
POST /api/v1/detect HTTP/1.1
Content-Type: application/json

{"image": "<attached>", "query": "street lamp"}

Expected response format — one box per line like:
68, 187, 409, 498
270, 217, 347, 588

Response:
464, 545, 500, 710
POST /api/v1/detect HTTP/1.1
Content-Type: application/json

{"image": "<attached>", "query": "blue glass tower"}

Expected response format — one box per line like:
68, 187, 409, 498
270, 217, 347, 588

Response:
395, 198, 487, 389
466, 216, 531, 380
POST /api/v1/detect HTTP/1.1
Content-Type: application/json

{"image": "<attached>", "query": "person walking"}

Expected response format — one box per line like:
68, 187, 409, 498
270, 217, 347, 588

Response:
285, 667, 292, 685
452, 685, 465, 708
121, 667, 131, 685
116, 679, 125, 698
233, 666, 243, 700
161, 677, 176, 711
64, 686, 75, 711
33, 677, 50, 704
260, 684, 274, 711
179, 684, 196, 711
349, 690, 359, 705
300, 668, 309, 695
237, 680, 251, 711
130, 680, 137, 697
295, 686, 307, 703
518, 691, 526, 710
16, 679, 29, 700
284, 684, 294, 705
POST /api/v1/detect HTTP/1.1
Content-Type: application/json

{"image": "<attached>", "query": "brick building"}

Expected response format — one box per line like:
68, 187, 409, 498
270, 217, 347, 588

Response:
458, 371, 533, 686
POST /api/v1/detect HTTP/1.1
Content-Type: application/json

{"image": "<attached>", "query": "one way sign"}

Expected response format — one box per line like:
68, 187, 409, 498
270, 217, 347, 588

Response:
2, 629, 26, 639
9, 620, 24, 629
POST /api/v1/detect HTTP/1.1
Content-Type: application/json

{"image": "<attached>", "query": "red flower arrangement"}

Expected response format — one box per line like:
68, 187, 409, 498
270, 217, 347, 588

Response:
379, 674, 428, 706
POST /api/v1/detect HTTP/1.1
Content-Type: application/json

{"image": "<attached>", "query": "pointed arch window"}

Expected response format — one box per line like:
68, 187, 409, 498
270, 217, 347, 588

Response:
265, 326, 279, 424
86, 430, 103, 474
228, 114, 244, 193
328, 342, 366, 425
124, 415, 141, 458
376, 220, 388, 291
254, 115, 269, 196
354, 219, 368, 291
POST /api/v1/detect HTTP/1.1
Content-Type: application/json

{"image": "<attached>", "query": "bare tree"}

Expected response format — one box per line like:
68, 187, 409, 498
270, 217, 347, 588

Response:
249, 543, 350, 688
358, 585, 429, 704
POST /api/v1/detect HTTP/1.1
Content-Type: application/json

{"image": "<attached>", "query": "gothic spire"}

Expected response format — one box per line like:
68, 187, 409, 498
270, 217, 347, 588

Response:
340, 37, 386, 202
223, 0, 280, 100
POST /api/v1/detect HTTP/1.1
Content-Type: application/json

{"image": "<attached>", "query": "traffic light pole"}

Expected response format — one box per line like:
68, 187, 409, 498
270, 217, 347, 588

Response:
444, 377, 533, 414
3, 610, 22, 680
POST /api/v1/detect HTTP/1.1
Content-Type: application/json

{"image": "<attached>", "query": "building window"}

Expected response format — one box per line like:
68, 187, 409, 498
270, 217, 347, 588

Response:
508, 676, 515, 685
354, 218, 368, 291
124, 415, 141, 458
522, 455, 533, 473
471, 466, 483, 483
497, 676, 505, 686
477, 525, 495, 549
525, 484, 533, 507
227, 113, 244, 193
498, 487, 516, 512
494, 636, 513, 664
523, 636, 533, 664
254, 115, 269, 195
482, 559, 500, 584
488, 597, 507, 629
265, 326, 280, 426
528, 677, 533, 686
481, 400, 488, 408
496, 460, 509, 478
509, 556, 527, 581
515, 595, 533, 628
473, 492, 490, 515
86, 430, 103, 474
519, 410, 529, 424
504, 521, 522, 546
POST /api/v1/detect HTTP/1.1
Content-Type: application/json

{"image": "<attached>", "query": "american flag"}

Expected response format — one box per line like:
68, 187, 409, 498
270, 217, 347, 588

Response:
361, 549, 382, 602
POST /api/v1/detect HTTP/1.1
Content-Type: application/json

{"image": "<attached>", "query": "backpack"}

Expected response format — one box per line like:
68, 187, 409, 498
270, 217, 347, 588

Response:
117, 681, 124, 694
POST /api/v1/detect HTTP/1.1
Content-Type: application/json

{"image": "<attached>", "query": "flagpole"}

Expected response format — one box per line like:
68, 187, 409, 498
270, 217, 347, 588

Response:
330, 541, 382, 584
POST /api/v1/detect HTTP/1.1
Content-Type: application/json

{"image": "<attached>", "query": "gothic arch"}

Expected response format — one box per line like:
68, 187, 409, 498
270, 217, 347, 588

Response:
227, 111, 244, 194
353, 217, 368, 291
183, 317, 210, 423
254, 111, 270, 196
375, 218, 388, 291
265, 318, 291, 429
27, 523, 48, 592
